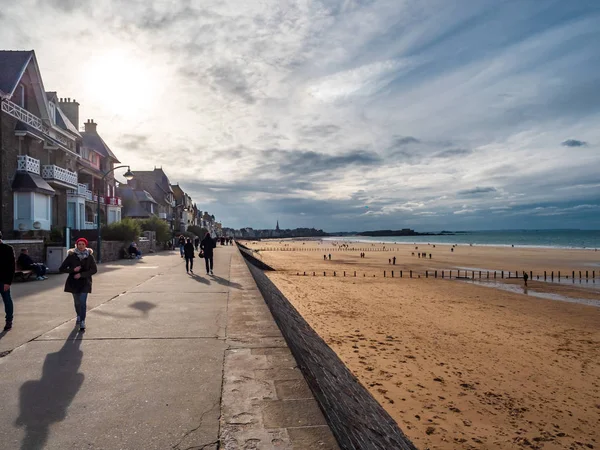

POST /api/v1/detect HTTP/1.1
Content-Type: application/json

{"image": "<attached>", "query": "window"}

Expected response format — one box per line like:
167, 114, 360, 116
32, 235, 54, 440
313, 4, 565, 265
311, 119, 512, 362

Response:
16, 192, 31, 220
49, 102, 56, 123
17, 84, 25, 107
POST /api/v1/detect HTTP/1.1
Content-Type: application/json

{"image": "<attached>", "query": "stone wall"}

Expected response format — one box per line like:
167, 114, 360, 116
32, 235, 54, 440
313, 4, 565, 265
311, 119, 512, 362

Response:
240, 250, 417, 450
3, 240, 45, 263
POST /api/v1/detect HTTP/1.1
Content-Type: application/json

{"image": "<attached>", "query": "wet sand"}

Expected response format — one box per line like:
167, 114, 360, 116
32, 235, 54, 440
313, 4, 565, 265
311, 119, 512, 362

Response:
241, 239, 600, 449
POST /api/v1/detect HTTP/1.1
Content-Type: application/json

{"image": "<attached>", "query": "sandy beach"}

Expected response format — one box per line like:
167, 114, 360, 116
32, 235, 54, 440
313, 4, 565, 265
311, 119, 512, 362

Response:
241, 239, 600, 449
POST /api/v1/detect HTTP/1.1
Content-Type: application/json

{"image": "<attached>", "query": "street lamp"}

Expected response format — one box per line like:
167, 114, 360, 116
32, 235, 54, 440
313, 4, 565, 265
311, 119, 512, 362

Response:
97, 165, 134, 263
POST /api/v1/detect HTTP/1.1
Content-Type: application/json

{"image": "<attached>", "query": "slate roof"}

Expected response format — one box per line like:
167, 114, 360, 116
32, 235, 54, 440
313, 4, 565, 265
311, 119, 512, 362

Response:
0, 50, 32, 97
81, 132, 120, 163
134, 190, 158, 204
12, 172, 56, 196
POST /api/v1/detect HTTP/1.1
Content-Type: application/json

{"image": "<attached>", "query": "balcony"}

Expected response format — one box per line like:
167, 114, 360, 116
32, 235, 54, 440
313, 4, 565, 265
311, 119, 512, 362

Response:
41, 165, 78, 189
17, 155, 41, 174
67, 183, 93, 201
92, 194, 106, 204
158, 212, 167, 219
105, 196, 122, 207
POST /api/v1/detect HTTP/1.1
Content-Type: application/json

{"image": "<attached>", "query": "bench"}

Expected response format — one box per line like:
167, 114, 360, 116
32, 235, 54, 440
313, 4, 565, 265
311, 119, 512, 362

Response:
14, 262, 35, 282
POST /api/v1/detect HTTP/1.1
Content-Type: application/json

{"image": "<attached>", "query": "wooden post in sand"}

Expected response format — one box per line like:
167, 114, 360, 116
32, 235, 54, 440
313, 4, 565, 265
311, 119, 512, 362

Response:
572, 270, 575, 279
400, 270, 403, 278
384, 271, 386, 278
425, 270, 428, 278
501, 271, 504, 279
487, 271, 489, 279
442, 270, 444, 278
334, 271, 336, 277
479, 271, 481, 279
344, 271, 346, 277
530, 271, 532, 280
516, 271, 519, 278
410, 270, 412, 278
544, 271, 546, 280
558, 271, 561, 280
494, 271, 496, 279
304, 272, 306, 276
586, 270, 589, 280
551, 271, 554, 281
313, 272, 315, 276
324, 272, 326, 276
579, 270, 582, 279
435, 270, 437, 278
449, 270, 451, 278
457, 269, 460, 278
354, 271, 356, 277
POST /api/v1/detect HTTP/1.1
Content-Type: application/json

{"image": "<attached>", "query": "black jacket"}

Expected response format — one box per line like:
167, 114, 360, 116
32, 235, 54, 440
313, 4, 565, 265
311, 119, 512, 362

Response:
59, 248, 98, 293
17, 253, 35, 269
200, 236, 215, 257
0, 242, 15, 285
183, 242, 195, 258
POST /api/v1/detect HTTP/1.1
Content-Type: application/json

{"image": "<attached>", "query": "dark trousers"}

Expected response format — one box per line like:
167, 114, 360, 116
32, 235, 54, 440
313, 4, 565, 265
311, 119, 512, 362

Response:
72, 292, 89, 321
31, 263, 46, 277
1, 288, 13, 322
204, 255, 213, 273
185, 257, 194, 272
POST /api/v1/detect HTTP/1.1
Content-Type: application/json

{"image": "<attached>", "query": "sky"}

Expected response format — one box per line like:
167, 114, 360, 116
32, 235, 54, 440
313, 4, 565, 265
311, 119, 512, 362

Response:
1, 0, 599, 232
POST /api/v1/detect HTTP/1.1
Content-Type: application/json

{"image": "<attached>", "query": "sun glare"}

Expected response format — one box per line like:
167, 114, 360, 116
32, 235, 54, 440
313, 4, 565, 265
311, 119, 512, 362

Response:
83, 50, 156, 116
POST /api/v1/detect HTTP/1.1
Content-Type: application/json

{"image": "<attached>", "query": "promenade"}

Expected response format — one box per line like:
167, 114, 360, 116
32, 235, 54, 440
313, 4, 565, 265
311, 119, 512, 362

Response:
0, 246, 338, 450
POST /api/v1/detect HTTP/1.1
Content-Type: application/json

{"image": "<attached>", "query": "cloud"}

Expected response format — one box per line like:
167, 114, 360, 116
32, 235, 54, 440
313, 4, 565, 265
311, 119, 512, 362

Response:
3, 0, 599, 231
561, 139, 588, 147
458, 187, 498, 196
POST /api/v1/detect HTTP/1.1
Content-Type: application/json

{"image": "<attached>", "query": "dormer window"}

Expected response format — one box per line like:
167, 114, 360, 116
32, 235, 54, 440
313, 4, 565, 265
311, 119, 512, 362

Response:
17, 84, 25, 108
49, 102, 56, 123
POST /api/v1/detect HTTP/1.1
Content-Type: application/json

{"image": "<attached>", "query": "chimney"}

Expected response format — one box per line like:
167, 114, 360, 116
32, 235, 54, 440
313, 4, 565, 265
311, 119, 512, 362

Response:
84, 119, 98, 134
58, 97, 80, 131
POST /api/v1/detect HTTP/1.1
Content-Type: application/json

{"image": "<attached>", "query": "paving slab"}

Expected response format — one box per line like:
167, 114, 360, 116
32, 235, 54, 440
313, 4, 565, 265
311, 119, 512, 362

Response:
0, 334, 224, 450
38, 292, 227, 340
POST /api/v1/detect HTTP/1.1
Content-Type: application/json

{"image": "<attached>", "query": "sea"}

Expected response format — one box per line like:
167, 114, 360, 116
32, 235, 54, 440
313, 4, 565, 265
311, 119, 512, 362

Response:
323, 229, 600, 250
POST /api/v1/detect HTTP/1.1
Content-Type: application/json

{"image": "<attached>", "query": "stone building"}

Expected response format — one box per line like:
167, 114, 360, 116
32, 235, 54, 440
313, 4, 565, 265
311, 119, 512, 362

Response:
171, 183, 194, 232
124, 168, 175, 229
1, 50, 125, 236
0, 50, 80, 236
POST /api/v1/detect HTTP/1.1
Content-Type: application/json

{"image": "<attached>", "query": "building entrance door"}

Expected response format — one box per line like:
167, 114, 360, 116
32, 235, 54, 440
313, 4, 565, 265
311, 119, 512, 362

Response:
67, 202, 76, 229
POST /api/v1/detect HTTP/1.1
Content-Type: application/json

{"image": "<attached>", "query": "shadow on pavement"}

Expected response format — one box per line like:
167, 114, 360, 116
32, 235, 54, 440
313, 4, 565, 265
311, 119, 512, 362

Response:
93, 301, 157, 319
0, 329, 7, 341
209, 274, 243, 290
16, 328, 84, 450
189, 273, 210, 285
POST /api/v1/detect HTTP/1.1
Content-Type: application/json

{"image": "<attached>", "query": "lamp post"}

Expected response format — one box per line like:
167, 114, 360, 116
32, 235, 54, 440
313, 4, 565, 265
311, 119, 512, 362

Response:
96, 165, 134, 263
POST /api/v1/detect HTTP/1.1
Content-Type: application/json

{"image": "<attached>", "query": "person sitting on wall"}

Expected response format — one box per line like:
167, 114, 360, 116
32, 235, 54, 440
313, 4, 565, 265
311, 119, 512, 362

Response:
128, 242, 142, 259
17, 248, 48, 280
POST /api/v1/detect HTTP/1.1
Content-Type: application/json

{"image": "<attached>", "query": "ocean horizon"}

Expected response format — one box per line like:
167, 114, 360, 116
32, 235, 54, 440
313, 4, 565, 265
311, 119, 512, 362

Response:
322, 229, 600, 250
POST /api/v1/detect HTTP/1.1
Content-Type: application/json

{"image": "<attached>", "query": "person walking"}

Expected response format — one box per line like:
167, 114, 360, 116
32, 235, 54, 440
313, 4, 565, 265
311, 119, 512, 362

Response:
200, 232, 215, 275
59, 238, 98, 331
194, 236, 200, 251
184, 238, 195, 274
178, 235, 186, 258
0, 231, 15, 331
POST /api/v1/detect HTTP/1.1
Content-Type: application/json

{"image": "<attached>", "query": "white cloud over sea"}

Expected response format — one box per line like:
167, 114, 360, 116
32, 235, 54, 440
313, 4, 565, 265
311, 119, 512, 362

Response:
1, 0, 599, 231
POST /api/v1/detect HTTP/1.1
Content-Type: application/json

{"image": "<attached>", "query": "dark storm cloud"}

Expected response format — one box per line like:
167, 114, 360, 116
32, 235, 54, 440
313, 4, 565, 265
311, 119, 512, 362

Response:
267, 149, 381, 175
458, 186, 497, 195
121, 134, 149, 150
434, 148, 473, 158
561, 139, 588, 147
391, 136, 420, 146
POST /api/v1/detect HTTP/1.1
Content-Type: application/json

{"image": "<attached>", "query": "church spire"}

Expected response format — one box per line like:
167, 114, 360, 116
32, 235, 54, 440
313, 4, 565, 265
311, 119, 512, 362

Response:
276, 220, 280, 231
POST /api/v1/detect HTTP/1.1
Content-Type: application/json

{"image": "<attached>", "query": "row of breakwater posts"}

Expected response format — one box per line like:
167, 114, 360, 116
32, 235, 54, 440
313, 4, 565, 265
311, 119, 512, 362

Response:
295, 269, 598, 282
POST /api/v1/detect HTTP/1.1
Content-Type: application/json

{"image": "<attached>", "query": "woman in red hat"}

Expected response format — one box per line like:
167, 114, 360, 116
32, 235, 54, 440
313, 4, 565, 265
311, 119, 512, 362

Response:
59, 238, 97, 331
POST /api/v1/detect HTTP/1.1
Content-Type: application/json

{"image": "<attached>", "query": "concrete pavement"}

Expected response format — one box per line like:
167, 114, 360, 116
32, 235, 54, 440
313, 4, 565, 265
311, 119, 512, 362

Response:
0, 246, 338, 450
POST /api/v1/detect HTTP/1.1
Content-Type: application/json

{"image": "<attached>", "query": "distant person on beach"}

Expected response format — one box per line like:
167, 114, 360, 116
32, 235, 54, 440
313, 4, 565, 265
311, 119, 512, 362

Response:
393, 256, 396, 265
328, 254, 331, 260
523, 272, 528, 286
324, 255, 327, 260
200, 232, 215, 275
184, 238, 195, 274
0, 231, 15, 331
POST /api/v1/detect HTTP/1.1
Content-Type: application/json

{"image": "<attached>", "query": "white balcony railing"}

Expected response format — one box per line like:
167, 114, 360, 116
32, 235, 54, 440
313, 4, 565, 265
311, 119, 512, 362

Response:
2, 100, 44, 132
17, 155, 41, 174
41, 165, 78, 187
68, 183, 93, 201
